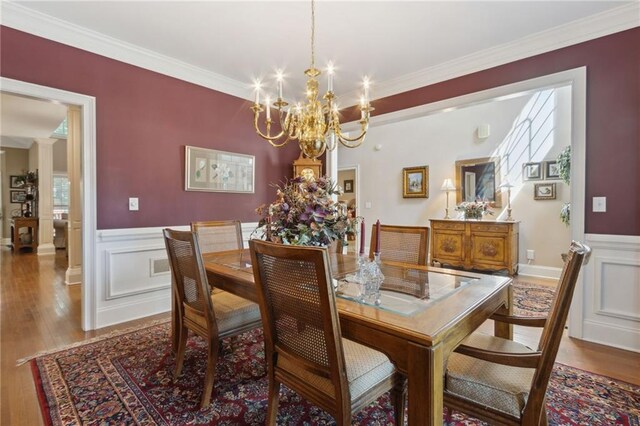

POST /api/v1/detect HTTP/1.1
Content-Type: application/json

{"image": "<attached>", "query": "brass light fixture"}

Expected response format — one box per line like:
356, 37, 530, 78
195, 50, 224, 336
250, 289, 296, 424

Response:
251, 0, 372, 160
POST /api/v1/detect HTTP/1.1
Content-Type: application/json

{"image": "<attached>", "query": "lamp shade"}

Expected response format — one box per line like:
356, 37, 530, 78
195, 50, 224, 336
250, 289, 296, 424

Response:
441, 178, 456, 191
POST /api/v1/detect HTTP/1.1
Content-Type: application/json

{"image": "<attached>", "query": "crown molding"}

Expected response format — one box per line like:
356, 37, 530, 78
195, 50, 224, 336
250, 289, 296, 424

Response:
354, 2, 640, 102
0, 2, 252, 100
2, 2, 637, 105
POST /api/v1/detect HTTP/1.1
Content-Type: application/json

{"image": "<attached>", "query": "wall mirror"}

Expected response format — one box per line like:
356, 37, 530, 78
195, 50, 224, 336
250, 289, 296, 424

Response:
455, 157, 502, 207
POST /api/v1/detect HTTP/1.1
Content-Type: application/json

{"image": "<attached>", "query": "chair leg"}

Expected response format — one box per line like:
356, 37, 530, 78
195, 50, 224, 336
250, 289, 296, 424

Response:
391, 376, 407, 425
173, 326, 188, 379
200, 338, 220, 409
266, 377, 280, 426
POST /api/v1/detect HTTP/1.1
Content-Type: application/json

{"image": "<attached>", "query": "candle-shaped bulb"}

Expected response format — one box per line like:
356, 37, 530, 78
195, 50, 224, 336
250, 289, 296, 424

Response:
363, 76, 370, 101
276, 70, 284, 99
254, 80, 261, 105
265, 96, 271, 120
327, 62, 334, 92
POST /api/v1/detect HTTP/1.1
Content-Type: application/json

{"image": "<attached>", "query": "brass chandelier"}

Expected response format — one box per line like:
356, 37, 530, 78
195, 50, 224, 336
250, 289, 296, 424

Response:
251, 0, 372, 160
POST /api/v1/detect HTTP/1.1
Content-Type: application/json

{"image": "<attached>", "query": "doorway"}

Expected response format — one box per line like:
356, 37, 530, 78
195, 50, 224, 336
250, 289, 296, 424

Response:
337, 165, 360, 254
1, 77, 97, 331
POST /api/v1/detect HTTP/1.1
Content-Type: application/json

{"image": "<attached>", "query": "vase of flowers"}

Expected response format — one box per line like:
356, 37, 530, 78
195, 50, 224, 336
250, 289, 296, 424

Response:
455, 201, 494, 220
256, 176, 358, 247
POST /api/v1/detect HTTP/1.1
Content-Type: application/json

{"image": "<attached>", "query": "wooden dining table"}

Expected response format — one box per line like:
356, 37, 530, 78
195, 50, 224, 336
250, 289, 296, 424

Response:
173, 249, 512, 426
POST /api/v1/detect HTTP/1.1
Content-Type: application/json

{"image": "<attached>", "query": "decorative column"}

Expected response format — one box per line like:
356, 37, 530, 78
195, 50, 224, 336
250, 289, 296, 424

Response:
65, 106, 82, 285
34, 138, 57, 255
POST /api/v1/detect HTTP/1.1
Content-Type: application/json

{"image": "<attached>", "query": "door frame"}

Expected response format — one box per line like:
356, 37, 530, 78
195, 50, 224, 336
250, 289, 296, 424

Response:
337, 164, 361, 252
333, 67, 587, 338
2, 77, 98, 331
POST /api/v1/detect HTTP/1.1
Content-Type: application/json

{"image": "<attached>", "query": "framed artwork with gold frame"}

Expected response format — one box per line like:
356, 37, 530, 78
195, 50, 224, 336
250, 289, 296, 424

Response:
403, 166, 429, 198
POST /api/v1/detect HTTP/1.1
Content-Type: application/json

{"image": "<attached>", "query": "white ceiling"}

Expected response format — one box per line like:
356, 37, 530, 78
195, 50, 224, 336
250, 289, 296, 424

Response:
5, 1, 636, 104
0, 93, 67, 149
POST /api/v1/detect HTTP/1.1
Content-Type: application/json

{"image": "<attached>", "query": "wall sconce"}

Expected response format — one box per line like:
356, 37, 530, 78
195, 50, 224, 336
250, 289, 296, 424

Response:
499, 180, 515, 221
441, 178, 456, 219
477, 124, 490, 139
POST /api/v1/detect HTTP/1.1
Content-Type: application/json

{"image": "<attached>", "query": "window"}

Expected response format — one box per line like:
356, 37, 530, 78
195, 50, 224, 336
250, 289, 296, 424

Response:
53, 175, 70, 217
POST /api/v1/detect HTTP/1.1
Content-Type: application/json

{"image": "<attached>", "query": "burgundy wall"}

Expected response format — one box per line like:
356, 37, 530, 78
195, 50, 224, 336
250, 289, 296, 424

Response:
0, 27, 300, 229
346, 28, 640, 236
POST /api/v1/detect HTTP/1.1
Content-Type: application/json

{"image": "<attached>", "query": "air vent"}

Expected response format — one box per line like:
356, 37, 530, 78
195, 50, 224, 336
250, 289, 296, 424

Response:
150, 257, 170, 277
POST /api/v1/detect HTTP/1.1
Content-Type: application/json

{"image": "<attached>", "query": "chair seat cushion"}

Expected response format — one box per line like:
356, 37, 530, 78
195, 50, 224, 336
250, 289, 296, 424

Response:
279, 338, 395, 402
446, 333, 536, 418
186, 291, 261, 334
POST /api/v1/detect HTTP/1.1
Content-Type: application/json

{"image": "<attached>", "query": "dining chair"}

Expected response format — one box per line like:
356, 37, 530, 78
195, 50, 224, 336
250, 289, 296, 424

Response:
249, 239, 407, 425
191, 220, 244, 254
369, 224, 430, 266
163, 228, 262, 408
443, 241, 591, 425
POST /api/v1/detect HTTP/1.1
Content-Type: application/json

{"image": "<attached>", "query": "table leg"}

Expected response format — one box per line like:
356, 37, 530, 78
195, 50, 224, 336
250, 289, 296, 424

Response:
494, 285, 513, 340
407, 341, 444, 426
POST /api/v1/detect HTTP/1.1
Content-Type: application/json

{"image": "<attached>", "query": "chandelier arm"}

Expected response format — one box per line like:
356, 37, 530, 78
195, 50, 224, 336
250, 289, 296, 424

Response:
335, 124, 368, 144
253, 114, 290, 145
337, 135, 366, 148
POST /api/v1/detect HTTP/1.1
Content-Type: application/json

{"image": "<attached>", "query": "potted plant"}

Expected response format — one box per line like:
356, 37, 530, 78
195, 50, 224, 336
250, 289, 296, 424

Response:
557, 146, 571, 226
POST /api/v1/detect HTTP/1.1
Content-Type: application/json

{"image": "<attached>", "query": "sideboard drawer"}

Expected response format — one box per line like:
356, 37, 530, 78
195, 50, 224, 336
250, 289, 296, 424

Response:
470, 223, 510, 233
432, 221, 465, 231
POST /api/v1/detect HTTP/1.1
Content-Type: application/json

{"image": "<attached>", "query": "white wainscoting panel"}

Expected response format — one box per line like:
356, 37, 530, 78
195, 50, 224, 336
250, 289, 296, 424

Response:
581, 234, 640, 352
94, 222, 259, 328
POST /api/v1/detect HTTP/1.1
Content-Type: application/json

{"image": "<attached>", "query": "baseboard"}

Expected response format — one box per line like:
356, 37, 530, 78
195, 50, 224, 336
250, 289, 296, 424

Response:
1, 238, 10, 246
517, 264, 562, 279
96, 292, 171, 329
65, 266, 82, 285
582, 319, 640, 353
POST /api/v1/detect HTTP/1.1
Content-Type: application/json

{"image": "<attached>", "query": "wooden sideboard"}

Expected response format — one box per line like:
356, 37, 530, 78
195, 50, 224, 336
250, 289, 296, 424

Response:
430, 219, 519, 275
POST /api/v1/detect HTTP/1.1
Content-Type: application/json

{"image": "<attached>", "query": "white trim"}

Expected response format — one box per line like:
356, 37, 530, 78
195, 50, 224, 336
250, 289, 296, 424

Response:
585, 233, 640, 250
1, 238, 11, 246
593, 256, 640, 322
517, 264, 562, 280
346, 3, 639, 101
96, 292, 171, 329
65, 266, 81, 285
2, 2, 637, 104
104, 245, 169, 300
1, 77, 98, 331
582, 319, 640, 354
37, 243, 56, 256
1, 2, 250, 100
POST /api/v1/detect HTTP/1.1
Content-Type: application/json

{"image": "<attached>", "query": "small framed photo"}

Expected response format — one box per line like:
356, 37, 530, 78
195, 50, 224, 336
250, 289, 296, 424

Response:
544, 160, 560, 179
534, 183, 556, 200
403, 166, 429, 198
343, 179, 354, 193
523, 162, 542, 181
10, 175, 23, 188
10, 190, 27, 203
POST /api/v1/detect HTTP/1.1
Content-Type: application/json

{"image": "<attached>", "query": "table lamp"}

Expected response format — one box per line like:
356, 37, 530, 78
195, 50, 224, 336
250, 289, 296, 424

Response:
499, 180, 515, 221
440, 178, 456, 219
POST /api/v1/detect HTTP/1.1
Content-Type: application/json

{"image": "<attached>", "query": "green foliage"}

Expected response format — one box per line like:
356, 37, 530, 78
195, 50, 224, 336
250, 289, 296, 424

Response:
557, 146, 571, 185
560, 203, 571, 226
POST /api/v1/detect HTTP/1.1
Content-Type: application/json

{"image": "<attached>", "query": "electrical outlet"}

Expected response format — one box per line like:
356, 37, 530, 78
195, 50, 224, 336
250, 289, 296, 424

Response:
526, 250, 535, 260
129, 197, 139, 211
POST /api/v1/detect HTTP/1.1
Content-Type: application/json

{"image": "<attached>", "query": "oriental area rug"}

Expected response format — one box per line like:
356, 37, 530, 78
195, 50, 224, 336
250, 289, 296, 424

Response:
27, 283, 639, 425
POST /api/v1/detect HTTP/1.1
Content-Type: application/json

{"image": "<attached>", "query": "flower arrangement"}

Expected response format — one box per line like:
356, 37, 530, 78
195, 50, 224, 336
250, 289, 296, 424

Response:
455, 200, 494, 220
256, 176, 358, 247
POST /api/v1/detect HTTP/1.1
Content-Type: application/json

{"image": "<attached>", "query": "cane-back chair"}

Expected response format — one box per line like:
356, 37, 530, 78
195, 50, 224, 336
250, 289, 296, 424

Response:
444, 241, 591, 425
249, 240, 407, 425
191, 220, 244, 254
369, 224, 430, 266
163, 229, 261, 408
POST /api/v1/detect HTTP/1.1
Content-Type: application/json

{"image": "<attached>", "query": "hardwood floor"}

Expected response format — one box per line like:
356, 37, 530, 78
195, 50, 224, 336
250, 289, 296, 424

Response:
1, 248, 638, 425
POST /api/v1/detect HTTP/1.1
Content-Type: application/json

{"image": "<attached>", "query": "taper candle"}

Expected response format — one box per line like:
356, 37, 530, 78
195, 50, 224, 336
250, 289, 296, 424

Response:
359, 220, 365, 255
375, 220, 381, 254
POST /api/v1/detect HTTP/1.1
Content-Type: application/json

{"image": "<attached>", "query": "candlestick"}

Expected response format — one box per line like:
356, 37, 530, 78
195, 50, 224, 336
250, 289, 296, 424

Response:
375, 219, 381, 255
359, 220, 365, 256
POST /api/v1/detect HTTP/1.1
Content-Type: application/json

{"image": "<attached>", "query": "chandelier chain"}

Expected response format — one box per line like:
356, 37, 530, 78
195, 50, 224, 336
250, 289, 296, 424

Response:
310, 0, 315, 69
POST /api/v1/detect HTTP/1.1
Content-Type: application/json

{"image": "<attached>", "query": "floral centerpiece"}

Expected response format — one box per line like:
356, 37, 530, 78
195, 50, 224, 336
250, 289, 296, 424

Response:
256, 176, 358, 247
455, 200, 494, 220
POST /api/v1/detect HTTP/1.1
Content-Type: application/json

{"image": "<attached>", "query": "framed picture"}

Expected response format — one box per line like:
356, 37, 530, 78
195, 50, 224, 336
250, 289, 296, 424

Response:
544, 160, 560, 179
10, 175, 23, 188
534, 183, 556, 200
343, 179, 354, 193
185, 146, 255, 193
523, 162, 542, 181
10, 190, 27, 203
403, 166, 429, 198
